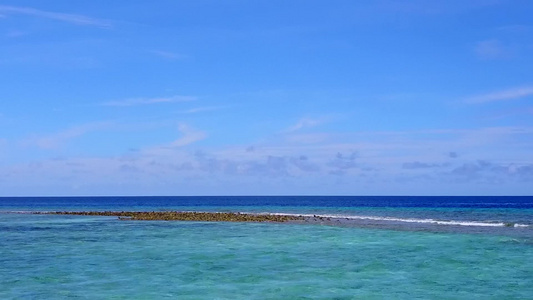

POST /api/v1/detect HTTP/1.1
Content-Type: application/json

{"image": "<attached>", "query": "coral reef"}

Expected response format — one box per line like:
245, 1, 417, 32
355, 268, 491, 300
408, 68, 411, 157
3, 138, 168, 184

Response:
38, 211, 305, 223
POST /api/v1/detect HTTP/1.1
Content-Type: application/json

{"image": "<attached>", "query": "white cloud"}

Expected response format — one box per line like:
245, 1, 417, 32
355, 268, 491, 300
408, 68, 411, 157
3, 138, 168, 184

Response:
3, 124, 533, 195
170, 124, 207, 147
5, 30, 27, 38
179, 106, 225, 114
102, 95, 196, 107
402, 161, 448, 169
474, 39, 512, 60
26, 122, 111, 149
285, 133, 331, 144
0, 5, 111, 28
444, 160, 533, 184
132, 123, 207, 159
151, 50, 187, 60
497, 25, 531, 33
285, 118, 326, 132
466, 86, 533, 103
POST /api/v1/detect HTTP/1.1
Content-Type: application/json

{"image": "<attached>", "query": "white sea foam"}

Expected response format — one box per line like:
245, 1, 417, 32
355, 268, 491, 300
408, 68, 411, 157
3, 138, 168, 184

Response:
253, 212, 530, 228
5, 210, 529, 228
514, 224, 529, 228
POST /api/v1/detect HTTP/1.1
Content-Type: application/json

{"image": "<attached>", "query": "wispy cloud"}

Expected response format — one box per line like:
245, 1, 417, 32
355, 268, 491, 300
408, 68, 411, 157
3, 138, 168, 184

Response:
402, 161, 449, 169
26, 122, 111, 149
151, 50, 187, 60
0, 5, 111, 28
4, 123, 533, 195
466, 86, 533, 103
328, 151, 358, 172
102, 95, 195, 107
497, 24, 531, 33
170, 124, 207, 147
179, 106, 225, 114
374, 0, 501, 16
5, 30, 27, 38
284, 133, 331, 144
285, 117, 326, 132
474, 39, 512, 60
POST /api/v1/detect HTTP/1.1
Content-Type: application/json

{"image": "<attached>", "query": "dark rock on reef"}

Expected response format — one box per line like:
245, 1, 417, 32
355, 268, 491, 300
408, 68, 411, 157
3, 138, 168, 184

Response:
38, 211, 305, 223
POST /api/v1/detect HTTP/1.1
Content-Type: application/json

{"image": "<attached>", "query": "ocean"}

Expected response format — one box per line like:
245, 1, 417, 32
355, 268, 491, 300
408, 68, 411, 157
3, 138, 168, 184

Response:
1, 196, 532, 299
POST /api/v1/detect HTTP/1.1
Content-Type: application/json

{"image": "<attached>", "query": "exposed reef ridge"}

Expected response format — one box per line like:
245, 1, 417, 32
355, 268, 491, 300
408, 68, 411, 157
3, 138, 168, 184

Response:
37, 211, 307, 223
26, 211, 531, 237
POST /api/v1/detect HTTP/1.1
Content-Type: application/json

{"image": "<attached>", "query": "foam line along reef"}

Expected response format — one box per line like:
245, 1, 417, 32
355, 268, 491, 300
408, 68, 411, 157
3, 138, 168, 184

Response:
30, 210, 530, 228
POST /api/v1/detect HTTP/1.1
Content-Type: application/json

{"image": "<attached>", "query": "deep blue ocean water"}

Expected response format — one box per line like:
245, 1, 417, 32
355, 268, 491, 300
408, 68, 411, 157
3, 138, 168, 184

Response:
2, 195, 532, 209
1, 196, 532, 299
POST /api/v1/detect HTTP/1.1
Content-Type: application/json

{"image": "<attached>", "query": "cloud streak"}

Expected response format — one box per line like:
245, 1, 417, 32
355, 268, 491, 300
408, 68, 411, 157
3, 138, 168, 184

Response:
285, 118, 326, 133
3, 128, 533, 195
26, 122, 111, 149
102, 95, 196, 107
0, 5, 111, 28
179, 106, 225, 114
474, 39, 511, 60
4, 123, 533, 195
466, 86, 533, 104
170, 124, 207, 148
151, 50, 187, 60
402, 161, 449, 169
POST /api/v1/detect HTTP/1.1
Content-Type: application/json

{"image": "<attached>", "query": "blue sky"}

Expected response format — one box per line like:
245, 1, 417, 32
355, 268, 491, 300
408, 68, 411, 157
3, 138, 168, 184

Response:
1, 0, 532, 196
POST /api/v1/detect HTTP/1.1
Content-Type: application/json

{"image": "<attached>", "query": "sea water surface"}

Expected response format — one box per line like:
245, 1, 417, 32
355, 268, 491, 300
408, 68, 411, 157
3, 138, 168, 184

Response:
1, 196, 532, 299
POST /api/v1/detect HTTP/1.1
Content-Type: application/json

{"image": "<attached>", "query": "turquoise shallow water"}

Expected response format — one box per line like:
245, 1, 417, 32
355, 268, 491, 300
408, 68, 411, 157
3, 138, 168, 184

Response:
1, 213, 532, 299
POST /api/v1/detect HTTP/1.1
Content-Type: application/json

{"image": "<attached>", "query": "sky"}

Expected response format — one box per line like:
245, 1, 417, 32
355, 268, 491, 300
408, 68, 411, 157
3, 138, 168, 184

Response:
1, 0, 532, 196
